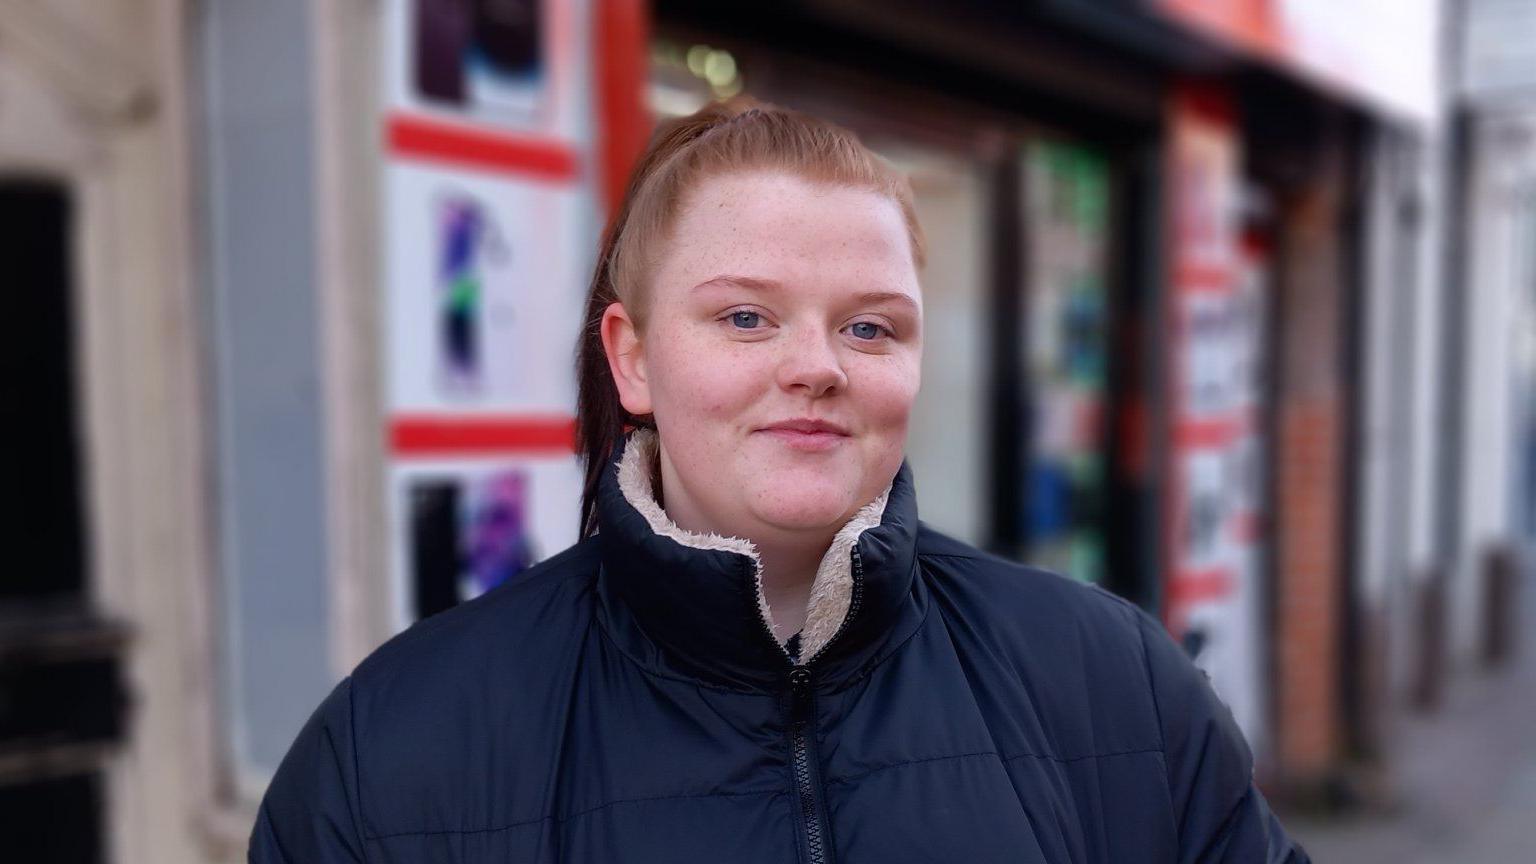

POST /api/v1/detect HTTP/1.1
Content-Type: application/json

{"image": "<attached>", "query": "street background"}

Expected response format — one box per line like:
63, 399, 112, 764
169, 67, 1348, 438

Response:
2, 1, 1533, 861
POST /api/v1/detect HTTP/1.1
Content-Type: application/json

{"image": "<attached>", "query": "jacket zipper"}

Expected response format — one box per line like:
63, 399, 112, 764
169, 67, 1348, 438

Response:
745, 545, 866, 864
782, 546, 863, 864
788, 664, 831, 864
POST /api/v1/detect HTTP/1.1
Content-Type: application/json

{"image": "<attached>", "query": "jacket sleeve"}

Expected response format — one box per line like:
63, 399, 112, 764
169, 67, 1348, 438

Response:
248, 676, 369, 864
1135, 611, 1310, 864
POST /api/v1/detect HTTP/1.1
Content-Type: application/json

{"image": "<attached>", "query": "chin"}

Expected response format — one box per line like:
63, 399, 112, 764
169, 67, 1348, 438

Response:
748, 484, 860, 532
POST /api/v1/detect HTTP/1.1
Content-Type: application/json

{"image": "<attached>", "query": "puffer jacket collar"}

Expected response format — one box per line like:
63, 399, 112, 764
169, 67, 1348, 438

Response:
594, 429, 923, 693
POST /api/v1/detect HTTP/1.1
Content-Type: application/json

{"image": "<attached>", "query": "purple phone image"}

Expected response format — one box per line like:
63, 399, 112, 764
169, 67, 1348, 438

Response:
434, 194, 507, 396
464, 470, 536, 598
437, 196, 483, 392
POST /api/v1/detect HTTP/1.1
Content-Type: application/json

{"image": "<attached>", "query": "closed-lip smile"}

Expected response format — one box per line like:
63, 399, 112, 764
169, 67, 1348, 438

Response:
756, 418, 851, 452
759, 418, 850, 435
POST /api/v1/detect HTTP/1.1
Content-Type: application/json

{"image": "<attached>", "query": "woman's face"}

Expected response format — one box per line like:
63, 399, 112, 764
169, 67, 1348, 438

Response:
604, 170, 923, 541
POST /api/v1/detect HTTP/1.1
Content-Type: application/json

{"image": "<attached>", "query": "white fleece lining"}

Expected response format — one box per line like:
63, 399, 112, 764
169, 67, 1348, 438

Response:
616, 428, 890, 661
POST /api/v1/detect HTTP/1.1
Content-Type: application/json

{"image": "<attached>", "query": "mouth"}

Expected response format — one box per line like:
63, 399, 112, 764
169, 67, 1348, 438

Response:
755, 418, 851, 452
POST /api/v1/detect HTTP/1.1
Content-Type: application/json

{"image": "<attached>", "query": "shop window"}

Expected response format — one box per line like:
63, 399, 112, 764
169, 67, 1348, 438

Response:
888, 150, 992, 545
1020, 141, 1114, 582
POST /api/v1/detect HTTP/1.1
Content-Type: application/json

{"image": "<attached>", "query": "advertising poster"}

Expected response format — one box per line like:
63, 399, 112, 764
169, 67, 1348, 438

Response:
380, 0, 604, 627
1164, 82, 1267, 749
383, 162, 585, 414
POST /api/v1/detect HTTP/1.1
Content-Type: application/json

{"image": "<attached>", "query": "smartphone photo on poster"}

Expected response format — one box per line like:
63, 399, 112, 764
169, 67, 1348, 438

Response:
406, 468, 538, 621
462, 469, 537, 601
413, 0, 471, 103
409, 478, 461, 620
468, 0, 544, 116
412, 0, 546, 122
434, 192, 508, 397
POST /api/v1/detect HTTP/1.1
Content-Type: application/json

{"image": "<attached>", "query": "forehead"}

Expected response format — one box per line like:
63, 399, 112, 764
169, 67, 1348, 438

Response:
654, 171, 921, 302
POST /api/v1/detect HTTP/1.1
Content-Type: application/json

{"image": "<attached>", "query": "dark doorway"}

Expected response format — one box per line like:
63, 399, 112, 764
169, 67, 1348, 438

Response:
1, 179, 125, 864
2, 180, 87, 600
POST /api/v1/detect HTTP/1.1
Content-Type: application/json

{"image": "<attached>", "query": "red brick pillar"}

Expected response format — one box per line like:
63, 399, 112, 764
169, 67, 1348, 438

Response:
1273, 177, 1346, 787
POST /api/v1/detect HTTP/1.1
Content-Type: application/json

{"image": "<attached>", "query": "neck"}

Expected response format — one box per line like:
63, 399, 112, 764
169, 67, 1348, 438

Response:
749, 534, 837, 642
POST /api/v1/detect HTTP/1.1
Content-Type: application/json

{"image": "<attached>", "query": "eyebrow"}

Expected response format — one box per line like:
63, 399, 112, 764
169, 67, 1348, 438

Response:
691, 274, 920, 311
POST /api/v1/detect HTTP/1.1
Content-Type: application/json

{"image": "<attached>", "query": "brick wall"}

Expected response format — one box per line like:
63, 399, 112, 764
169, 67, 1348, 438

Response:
1276, 400, 1342, 780
1272, 177, 1347, 787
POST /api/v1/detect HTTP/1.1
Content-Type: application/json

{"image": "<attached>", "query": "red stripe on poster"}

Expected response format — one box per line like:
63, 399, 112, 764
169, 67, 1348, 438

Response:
1168, 568, 1235, 605
385, 113, 581, 182
391, 415, 577, 457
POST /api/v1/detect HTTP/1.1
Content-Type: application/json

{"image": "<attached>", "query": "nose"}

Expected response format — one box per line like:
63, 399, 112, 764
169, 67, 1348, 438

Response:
775, 327, 848, 398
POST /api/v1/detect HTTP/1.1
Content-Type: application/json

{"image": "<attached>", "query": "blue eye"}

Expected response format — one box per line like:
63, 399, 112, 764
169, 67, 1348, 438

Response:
848, 321, 886, 340
730, 310, 762, 329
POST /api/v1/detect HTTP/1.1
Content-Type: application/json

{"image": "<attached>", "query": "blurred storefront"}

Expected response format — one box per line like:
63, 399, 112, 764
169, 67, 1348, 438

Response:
649, 0, 1443, 799
0, 1, 1477, 863
1149, 0, 1445, 801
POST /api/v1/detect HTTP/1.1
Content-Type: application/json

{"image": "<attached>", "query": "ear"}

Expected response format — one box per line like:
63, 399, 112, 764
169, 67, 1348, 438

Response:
600, 301, 652, 417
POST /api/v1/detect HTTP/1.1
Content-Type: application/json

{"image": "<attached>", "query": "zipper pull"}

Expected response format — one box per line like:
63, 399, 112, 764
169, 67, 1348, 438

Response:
787, 665, 814, 724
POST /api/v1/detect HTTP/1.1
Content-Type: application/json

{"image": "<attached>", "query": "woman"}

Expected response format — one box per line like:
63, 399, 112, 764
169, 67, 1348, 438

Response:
251, 100, 1308, 863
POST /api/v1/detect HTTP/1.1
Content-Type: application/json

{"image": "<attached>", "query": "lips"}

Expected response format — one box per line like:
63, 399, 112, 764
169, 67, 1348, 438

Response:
758, 418, 850, 436
755, 418, 851, 453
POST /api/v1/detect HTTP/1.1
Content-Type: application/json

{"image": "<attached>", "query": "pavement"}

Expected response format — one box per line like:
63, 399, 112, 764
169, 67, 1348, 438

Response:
1280, 586, 1536, 862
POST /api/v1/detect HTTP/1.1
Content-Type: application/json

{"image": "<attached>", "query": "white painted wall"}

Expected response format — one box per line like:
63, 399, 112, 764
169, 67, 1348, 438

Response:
1451, 105, 1536, 662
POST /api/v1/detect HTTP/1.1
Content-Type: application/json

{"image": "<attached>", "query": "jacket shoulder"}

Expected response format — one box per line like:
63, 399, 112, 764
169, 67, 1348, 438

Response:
914, 523, 1163, 756
352, 535, 599, 685
915, 521, 1146, 641
913, 523, 1285, 859
339, 537, 601, 836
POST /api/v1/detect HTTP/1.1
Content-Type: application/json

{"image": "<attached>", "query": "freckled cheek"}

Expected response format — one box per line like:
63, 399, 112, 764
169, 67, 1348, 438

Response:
648, 330, 772, 422
854, 361, 919, 479
852, 357, 921, 431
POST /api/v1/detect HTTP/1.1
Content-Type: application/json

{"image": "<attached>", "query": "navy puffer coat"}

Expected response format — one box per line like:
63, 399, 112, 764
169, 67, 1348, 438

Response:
250, 430, 1307, 863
